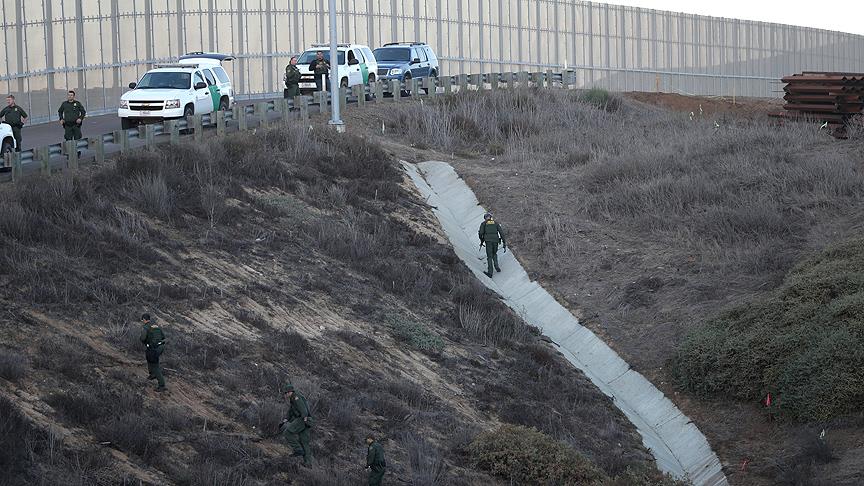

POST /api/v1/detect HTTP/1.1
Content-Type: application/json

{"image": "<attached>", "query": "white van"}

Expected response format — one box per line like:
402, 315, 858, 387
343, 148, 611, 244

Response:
118, 52, 235, 129
295, 44, 378, 94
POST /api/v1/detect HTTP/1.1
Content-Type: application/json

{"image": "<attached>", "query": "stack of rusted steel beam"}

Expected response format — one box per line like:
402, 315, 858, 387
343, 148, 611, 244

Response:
771, 72, 864, 127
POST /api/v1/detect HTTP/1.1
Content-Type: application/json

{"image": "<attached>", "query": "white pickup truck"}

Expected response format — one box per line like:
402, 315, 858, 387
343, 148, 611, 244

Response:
118, 53, 235, 129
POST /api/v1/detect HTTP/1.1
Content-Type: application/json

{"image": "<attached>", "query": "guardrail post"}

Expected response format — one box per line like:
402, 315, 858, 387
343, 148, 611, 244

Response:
353, 85, 365, 107
165, 120, 179, 144
216, 111, 226, 136
490, 73, 499, 90
90, 136, 105, 164
255, 102, 268, 127
192, 114, 204, 141
546, 69, 554, 88
518, 71, 529, 87
65, 140, 78, 170
113, 130, 129, 152
562, 70, 572, 89
529, 72, 540, 87
11, 152, 22, 182
2, 151, 9, 170
294, 96, 309, 122
391, 79, 401, 101
374, 80, 384, 102
144, 124, 156, 150
39, 146, 51, 176
409, 77, 420, 97
444, 76, 453, 95
458, 74, 469, 92
423, 77, 434, 96
278, 98, 290, 121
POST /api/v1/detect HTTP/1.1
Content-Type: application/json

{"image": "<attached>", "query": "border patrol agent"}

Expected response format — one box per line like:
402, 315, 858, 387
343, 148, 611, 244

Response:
0, 95, 27, 151
479, 212, 506, 278
280, 383, 314, 465
58, 90, 86, 141
365, 434, 386, 485
139, 313, 166, 392
284, 56, 301, 98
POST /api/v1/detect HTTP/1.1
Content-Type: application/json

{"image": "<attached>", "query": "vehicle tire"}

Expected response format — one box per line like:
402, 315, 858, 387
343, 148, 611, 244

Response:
181, 104, 195, 134
402, 73, 412, 97
219, 97, 230, 111
0, 138, 13, 171
120, 118, 134, 130
366, 75, 376, 101
340, 77, 349, 88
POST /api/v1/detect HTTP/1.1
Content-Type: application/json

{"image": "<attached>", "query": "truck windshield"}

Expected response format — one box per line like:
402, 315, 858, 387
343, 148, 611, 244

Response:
297, 50, 345, 66
136, 72, 191, 89
373, 48, 410, 62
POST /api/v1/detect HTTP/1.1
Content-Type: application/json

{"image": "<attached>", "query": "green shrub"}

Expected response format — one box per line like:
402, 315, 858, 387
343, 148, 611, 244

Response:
579, 88, 620, 111
670, 236, 864, 421
388, 316, 445, 354
468, 424, 606, 485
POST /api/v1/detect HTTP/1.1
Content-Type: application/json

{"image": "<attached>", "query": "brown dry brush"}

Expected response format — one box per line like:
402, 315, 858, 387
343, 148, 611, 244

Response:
0, 122, 669, 484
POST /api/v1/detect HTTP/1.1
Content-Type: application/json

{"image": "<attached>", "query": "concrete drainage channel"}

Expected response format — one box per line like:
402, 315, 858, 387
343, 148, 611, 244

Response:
404, 160, 728, 486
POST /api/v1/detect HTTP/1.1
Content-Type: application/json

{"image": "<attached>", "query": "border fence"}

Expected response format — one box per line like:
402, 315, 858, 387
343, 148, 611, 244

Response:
1, 1, 863, 124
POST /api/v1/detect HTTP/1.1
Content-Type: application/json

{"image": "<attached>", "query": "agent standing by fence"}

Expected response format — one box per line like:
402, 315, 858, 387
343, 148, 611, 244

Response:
284, 56, 301, 99
1, 95, 27, 151
58, 90, 86, 143
309, 51, 330, 92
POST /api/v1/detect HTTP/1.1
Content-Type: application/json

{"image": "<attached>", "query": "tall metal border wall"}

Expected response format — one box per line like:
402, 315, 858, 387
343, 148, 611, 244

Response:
1, 0, 863, 123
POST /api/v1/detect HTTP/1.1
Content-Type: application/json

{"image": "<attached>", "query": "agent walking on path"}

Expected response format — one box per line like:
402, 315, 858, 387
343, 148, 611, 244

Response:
479, 212, 506, 278
284, 56, 301, 99
139, 313, 166, 392
0, 95, 27, 151
58, 90, 86, 142
280, 383, 314, 466
365, 434, 386, 485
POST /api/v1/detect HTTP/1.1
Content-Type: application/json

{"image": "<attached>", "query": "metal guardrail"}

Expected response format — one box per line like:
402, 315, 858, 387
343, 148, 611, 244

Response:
2, 70, 578, 182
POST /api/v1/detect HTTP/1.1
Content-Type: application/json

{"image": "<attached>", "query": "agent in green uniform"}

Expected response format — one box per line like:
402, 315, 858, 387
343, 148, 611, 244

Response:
284, 56, 301, 98
57, 90, 86, 141
0, 95, 27, 151
365, 434, 386, 485
280, 383, 314, 465
479, 212, 506, 278
309, 51, 330, 92
139, 313, 166, 392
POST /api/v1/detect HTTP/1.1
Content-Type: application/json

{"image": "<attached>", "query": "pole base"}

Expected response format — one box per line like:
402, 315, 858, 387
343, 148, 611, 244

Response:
328, 120, 346, 133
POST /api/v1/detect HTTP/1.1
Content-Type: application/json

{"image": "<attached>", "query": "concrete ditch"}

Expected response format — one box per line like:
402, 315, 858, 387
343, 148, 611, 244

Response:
404, 160, 727, 486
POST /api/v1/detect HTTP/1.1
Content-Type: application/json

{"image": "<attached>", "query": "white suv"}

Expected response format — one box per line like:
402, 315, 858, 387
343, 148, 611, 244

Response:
296, 44, 378, 94
118, 52, 235, 129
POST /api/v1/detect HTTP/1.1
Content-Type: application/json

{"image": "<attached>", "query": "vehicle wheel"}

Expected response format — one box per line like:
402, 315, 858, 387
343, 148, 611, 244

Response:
340, 77, 349, 88
0, 138, 13, 171
121, 118, 134, 130
402, 73, 412, 97
184, 104, 195, 117
219, 97, 230, 111
366, 75, 376, 101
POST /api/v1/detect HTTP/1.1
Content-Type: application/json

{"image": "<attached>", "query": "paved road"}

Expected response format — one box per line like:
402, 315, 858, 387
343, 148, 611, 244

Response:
16, 99, 275, 150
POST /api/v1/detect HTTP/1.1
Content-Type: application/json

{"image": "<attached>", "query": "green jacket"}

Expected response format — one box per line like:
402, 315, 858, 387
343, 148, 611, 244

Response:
288, 393, 311, 423
0, 105, 27, 127
367, 441, 386, 472
139, 323, 166, 348
284, 65, 301, 87
58, 100, 86, 124
309, 59, 330, 76
479, 219, 505, 245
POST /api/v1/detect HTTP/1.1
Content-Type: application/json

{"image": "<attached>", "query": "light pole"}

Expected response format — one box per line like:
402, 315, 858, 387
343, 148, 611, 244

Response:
328, 0, 345, 133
